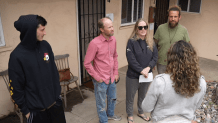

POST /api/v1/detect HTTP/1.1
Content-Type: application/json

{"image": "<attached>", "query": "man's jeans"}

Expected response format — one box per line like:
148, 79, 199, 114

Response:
92, 79, 117, 123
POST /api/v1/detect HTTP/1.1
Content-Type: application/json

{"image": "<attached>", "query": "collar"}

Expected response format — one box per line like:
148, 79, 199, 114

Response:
99, 34, 113, 42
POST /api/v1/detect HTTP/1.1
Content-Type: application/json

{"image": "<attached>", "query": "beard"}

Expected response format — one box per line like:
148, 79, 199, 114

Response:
109, 33, 114, 36
106, 32, 114, 37
169, 21, 179, 28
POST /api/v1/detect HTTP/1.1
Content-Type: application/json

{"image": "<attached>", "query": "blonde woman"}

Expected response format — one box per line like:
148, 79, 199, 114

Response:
126, 19, 158, 123
142, 40, 206, 123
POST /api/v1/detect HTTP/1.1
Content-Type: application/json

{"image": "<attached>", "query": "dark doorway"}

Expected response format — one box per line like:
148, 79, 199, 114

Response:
78, 0, 105, 89
154, 0, 169, 33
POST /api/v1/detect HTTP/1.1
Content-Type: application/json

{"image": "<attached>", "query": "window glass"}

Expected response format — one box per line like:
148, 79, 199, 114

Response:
138, 0, 143, 19
121, 0, 132, 23
178, 0, 201, 13
189, 0, 201, 13
179, 0, 188, 11
121, 0, 144, 24
133, 0, 137, 21
0, 16, 5, 47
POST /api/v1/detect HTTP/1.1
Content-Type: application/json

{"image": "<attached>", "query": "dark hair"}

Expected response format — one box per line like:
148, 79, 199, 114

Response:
166, 40, 201, 98
98, 17, 111, 34
37, 15, 47, 27
168, 5, 181, 16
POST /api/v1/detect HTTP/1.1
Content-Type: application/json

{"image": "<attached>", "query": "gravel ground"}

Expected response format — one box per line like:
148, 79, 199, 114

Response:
195, 81, 218, 123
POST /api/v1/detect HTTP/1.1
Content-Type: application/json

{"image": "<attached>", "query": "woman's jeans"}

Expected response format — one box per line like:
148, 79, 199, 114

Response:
92, 79, 117, 123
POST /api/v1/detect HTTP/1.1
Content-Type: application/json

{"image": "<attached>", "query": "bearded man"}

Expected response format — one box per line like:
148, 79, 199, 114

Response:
84, 17, 121, 123
154, 5, 190, 74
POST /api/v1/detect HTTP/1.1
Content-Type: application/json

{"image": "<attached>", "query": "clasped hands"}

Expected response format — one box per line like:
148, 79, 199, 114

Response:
141, 67, 150, 78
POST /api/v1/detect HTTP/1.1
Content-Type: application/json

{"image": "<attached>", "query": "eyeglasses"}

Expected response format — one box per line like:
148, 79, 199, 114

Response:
138, 26, 148, 30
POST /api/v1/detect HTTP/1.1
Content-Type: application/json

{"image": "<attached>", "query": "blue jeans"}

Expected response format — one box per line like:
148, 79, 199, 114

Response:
92, 79, 117, 123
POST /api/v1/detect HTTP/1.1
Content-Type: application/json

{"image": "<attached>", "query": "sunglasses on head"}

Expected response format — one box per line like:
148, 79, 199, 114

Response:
138, 26, 148, 30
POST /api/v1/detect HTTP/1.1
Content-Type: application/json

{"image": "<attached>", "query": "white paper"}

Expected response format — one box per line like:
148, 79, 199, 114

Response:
149, 23, 154, 30
139, 72, 153, 83
106, 13, 114, 22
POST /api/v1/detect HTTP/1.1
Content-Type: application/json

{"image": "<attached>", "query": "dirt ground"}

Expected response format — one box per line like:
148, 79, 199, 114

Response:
0, 86, 92, 123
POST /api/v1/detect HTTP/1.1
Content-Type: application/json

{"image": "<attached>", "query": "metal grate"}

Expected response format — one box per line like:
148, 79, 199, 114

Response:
154, 0, 169, 34
78, 0, 105, 84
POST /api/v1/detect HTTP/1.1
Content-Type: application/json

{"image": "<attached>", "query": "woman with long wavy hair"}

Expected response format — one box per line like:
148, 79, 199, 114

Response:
142, 40, 206, 123
126, 19, 158, 123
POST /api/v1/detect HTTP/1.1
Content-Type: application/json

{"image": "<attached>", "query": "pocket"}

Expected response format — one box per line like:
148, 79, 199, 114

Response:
55, 96, 63, 107
96, 82, 107, 92
38, 86, 53, 104
27, 112, 34, 123
110, 47, 115, 56
93, 79, 103, 83
97, 80, 104, 83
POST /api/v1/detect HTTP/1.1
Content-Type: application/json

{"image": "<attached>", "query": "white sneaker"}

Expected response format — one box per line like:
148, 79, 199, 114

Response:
108, 115, 122, 121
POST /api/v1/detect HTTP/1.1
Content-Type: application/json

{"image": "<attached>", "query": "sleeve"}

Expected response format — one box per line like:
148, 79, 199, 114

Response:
183, 28, 190, 42
126, 39, 144, 73
153, 26, 160, 40
83, 41, 101, 81
141, 76, 163, 113
193, 94, 204, 120
46, 41, 61, 95
148, 42, 158, 69
193, 77, 206, 120
113, 40, 118, 75
8, 55, 30, 115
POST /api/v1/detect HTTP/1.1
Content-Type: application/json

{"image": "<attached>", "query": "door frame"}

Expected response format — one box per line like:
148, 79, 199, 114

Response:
76, 0, 106, 85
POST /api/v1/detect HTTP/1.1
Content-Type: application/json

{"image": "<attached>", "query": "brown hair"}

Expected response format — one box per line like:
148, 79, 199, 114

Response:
166, 40, 201, 98
129, 18, 153, 51
98, 17, 111, 34
168, 5, 182, 16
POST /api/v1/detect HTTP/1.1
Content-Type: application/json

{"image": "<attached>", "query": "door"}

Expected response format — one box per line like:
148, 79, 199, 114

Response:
154, 0, 169, 33
78, 0, 105, 85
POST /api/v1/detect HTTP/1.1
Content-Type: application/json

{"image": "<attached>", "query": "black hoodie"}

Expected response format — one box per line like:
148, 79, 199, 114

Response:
8, 15, 61, 115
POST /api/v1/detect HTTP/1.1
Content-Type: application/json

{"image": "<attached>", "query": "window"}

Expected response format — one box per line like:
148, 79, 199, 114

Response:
0, 16, 5, 47
178, 0, 202, 13
121, 0, 144, 25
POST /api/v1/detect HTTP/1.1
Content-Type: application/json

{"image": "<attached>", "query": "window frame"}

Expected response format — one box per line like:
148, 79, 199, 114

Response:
177, 0, 202, 14
121, 0, 145, 26
0, 15, 5, 47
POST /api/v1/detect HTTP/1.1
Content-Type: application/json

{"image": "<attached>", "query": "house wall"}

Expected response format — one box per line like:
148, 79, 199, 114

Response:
0, 0, 152, 117
170, 0, 218, 61
106, 0, 154, 68
0, 0, 78, 117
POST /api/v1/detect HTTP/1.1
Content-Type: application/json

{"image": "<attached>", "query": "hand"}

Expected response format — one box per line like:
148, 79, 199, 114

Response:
97, 79, 103, 83
191, 120, 197, 123
115, 75, 119, 82
26, 112, 30, 119
141, 67, 150, 78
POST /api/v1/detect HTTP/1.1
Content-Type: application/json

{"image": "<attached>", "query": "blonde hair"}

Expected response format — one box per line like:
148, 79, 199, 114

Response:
129, 18, 153, 51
